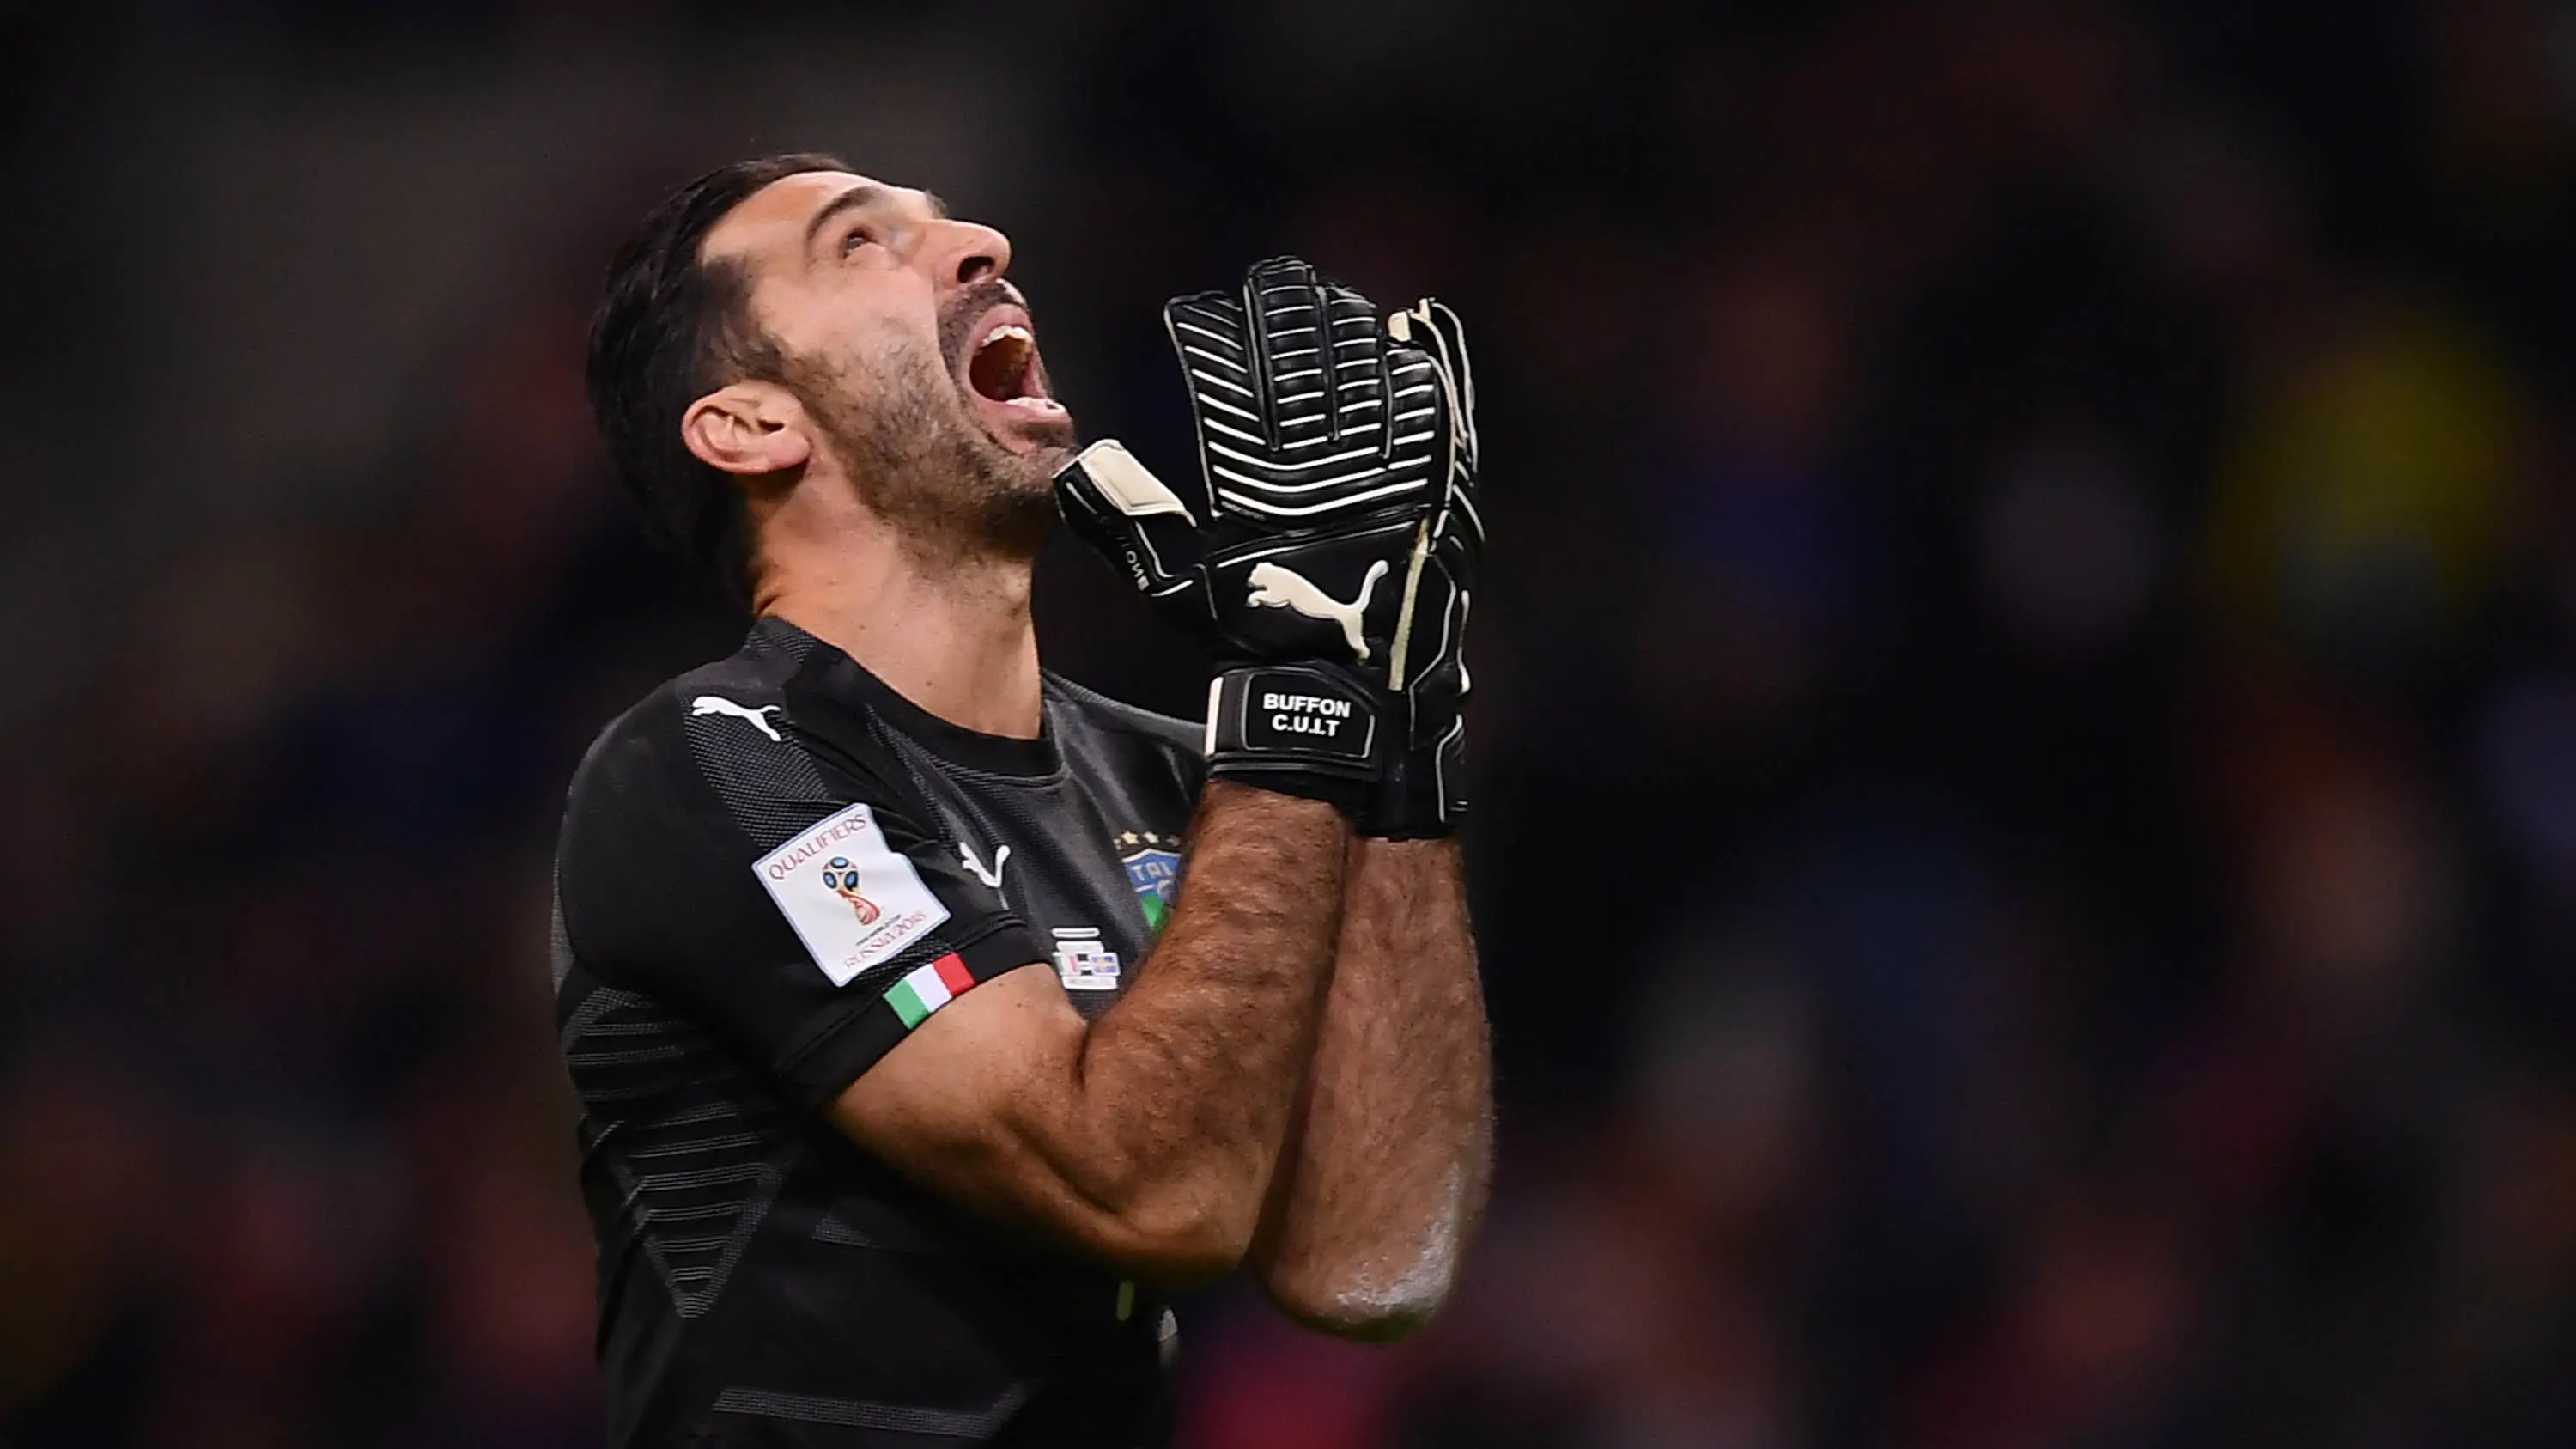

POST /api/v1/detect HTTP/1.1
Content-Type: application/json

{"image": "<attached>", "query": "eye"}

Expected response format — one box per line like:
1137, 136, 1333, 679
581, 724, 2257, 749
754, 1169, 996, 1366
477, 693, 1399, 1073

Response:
841, 225, 875, 256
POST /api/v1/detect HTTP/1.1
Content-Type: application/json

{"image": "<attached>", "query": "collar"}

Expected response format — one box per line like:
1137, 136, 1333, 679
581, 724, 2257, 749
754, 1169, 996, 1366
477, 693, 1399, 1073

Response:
757, 617, 1061, 780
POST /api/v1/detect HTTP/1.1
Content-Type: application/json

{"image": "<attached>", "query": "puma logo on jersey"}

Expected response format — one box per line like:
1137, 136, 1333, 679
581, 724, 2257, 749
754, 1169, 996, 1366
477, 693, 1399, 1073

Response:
690, 695, 783, 743
957, 840, 1010, 891
1246, 559, 1388, 662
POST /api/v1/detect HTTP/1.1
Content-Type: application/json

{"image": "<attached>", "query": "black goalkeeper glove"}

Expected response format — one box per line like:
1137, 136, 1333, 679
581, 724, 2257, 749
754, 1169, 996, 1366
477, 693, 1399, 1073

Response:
1054, 258, 1482, 836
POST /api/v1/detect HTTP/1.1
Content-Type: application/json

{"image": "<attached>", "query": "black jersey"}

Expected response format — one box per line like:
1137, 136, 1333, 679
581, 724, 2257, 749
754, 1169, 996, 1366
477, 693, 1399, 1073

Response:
550, 617, 1202, 1448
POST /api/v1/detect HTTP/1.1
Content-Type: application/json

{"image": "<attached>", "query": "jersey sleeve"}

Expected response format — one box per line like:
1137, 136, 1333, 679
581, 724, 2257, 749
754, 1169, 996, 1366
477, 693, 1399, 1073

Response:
555, 692, 1048, 1114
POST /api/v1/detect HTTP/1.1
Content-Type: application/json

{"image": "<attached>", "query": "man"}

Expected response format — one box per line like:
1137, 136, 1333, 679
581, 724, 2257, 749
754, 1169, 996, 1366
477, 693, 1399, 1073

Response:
556, 151, 1489, 1447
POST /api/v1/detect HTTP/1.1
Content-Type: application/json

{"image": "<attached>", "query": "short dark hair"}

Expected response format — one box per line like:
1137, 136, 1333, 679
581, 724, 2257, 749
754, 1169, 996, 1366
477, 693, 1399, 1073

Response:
586, 152, 850, 602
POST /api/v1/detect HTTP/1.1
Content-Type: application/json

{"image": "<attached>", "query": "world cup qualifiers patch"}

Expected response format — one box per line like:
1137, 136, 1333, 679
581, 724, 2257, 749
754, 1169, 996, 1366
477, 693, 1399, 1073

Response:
755, 803, 951, 986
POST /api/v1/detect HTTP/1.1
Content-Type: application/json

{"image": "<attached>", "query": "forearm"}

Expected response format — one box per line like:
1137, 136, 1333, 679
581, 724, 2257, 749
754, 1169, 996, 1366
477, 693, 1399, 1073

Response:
1058, 781, 1349, 1249
833, 781, 1349, 1283
1249, 836, 1492, 1337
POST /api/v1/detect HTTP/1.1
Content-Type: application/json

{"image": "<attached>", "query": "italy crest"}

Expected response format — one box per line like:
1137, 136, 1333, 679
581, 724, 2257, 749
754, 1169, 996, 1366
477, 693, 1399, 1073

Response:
1117, 831, 1181, 933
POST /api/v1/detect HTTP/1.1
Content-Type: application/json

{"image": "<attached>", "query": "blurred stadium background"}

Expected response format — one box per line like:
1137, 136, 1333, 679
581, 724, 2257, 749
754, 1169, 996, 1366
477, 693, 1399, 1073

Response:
6, 1, 2576, 1445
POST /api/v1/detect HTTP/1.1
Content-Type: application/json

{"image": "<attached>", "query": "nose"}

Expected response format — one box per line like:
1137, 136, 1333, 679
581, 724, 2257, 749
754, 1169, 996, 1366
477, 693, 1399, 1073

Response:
928, 217, 1012, 290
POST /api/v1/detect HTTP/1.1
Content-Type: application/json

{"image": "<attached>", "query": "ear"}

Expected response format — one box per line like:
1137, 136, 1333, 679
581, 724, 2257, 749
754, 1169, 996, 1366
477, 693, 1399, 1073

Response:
680, 381, 814, 478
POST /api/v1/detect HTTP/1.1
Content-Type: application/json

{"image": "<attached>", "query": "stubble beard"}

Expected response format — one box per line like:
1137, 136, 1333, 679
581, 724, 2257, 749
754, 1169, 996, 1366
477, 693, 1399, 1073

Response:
779, 331, 1062, 566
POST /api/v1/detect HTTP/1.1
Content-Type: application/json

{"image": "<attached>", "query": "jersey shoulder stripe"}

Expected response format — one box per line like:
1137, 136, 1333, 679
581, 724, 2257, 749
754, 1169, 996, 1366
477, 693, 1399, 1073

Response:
571, 628, 945, 859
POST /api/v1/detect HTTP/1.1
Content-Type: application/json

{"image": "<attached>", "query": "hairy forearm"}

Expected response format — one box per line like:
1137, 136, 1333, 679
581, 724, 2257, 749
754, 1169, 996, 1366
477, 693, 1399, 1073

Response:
1249, 836, 1492, 1337
833, 782, 1349, 1284
1054, 782, 1350, 1265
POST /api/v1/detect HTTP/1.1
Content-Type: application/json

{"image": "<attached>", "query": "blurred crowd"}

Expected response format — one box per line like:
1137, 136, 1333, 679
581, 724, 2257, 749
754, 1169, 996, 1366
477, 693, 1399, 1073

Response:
6, 1, 2576, 1446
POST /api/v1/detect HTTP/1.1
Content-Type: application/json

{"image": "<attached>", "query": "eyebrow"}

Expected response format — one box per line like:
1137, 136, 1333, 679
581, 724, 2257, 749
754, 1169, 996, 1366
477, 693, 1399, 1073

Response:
803, 184, 885, 253
802, 185, 951, 253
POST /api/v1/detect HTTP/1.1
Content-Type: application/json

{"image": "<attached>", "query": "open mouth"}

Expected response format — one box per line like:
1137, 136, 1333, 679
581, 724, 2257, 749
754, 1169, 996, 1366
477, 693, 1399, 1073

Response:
970, 323, 1038, 402
962, 307, 1067, 435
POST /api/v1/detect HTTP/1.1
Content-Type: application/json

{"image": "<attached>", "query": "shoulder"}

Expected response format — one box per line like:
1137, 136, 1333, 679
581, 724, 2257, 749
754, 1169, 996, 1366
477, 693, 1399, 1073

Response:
562, 678, 693, 835
555, 636, 885, 969
1042, 673, 1207, 810
564, 627, 882, 861
1044, 673, 1204, 759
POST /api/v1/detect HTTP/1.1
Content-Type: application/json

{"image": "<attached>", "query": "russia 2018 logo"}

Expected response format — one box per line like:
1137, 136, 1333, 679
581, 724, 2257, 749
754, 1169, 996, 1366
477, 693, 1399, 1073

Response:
821, 857, 881, 924
758, 804, 950, 988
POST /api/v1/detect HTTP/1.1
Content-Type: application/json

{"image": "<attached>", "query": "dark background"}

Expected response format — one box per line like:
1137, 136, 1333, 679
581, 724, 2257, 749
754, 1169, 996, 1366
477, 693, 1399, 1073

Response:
6, 1, 2576, 1445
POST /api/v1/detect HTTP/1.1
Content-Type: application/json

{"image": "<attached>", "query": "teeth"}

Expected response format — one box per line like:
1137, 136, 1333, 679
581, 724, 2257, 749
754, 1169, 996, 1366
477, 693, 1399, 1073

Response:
981, 324, 1032, 350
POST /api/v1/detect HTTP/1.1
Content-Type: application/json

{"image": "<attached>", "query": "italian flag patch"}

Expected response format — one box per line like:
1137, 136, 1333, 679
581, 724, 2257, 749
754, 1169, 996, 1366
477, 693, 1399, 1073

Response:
884, 952, 976, 1029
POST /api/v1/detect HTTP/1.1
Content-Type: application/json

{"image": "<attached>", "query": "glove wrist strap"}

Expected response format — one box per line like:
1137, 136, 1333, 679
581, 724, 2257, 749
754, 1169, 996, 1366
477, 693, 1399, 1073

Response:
1203, 664, 1381, 815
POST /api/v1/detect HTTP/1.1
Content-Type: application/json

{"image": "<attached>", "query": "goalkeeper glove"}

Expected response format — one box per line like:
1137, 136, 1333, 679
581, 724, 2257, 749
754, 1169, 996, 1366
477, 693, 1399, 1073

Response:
1054, 258, 1482, 836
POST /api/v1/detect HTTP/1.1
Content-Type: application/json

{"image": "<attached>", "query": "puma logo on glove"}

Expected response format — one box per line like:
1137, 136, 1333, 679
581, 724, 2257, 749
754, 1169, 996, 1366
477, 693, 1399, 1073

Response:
1246, 559, 1387, 662
1051, 257, 1484, 833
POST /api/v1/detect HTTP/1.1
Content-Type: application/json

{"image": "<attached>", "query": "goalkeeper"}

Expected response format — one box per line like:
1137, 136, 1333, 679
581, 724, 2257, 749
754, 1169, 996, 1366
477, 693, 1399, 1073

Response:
557, 153, 1491, 1448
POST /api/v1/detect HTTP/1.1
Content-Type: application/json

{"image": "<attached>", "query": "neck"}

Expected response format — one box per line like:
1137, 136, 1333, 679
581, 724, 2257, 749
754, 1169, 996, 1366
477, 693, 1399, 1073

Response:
756, 509, 1044, 741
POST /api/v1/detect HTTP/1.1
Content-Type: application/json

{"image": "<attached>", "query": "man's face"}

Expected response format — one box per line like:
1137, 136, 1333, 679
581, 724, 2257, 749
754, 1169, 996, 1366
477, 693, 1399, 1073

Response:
699, 170, 1074, 555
